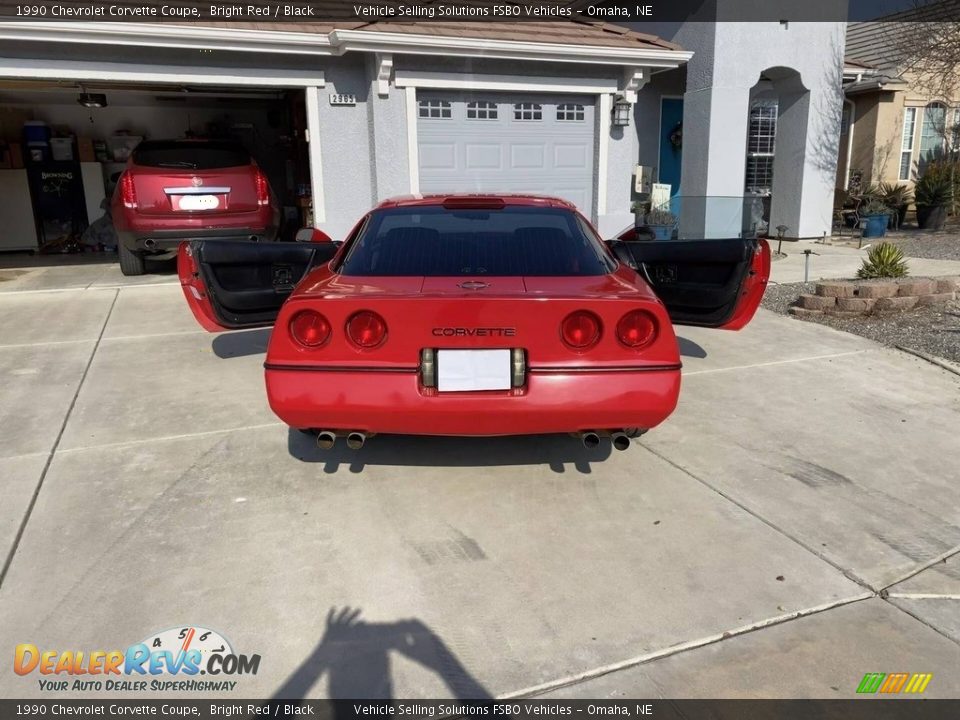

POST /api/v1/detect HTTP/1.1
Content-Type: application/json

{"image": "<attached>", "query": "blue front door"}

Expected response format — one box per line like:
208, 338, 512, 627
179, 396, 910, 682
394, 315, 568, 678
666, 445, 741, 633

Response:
659, 98, 683, 197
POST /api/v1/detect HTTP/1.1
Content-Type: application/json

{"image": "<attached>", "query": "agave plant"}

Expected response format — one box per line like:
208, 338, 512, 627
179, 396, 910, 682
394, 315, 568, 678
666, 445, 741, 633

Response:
857, 242, 909, 279
915, 164, 954, 207
859, 198, 892, 216
879, 182, 914, 208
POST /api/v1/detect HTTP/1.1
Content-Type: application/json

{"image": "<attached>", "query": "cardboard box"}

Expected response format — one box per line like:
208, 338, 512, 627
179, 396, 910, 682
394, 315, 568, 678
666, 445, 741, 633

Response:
0, 108, 33, 141
8, 142, 23, 169
77, 137, 95, 163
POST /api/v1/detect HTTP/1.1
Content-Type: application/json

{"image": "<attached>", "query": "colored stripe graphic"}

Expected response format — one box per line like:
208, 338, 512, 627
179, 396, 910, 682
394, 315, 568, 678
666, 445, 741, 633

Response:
857, 672, 932, 694
857, 673, 886, 693
904, 673, 933, 693
880, 673, 909, 693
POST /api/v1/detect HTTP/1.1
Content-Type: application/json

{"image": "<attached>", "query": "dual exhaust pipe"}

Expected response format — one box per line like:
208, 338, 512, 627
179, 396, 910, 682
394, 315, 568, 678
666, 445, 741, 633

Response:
578, 431, 633, 451
317, 429, 632, 451
316, 431, 366, 450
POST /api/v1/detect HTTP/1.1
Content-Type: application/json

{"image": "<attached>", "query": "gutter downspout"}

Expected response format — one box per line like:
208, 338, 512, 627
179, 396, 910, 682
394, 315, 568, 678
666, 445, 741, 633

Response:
843, 97, 856, 190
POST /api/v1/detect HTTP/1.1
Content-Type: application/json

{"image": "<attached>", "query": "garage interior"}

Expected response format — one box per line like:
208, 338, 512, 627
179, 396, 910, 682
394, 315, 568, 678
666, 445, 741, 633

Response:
0, 79, 313, 265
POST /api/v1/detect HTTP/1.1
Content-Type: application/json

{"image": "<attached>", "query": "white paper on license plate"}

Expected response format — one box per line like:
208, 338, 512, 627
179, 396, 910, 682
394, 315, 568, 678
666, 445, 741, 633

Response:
437, 349, 511, 392
177, 194, 220, 210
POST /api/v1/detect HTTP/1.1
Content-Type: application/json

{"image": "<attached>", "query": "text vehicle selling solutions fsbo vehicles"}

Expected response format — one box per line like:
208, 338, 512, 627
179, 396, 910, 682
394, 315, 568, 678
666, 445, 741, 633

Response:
178, 195, 769, 450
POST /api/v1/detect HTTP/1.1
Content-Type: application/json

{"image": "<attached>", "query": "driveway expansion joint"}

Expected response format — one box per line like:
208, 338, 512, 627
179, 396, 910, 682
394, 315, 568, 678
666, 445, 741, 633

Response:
501, 592, 874, 700
0, 289, 120, 590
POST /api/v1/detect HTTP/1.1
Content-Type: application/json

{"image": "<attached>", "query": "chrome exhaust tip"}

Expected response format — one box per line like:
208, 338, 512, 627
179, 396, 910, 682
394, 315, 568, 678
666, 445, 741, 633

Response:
346, 432, 366, 450
611, 432, 631, 451
580, 432, 600, 449
316, 431, 336, 450
143, 238, 156, 249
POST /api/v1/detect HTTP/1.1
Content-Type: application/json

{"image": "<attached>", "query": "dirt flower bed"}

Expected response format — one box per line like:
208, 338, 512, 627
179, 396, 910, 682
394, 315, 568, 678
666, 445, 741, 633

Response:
762, 280, 960, 365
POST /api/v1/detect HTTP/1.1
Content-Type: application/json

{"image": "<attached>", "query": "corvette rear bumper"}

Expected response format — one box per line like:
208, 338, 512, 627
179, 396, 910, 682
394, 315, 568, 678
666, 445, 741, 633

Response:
264, 366, 681, 436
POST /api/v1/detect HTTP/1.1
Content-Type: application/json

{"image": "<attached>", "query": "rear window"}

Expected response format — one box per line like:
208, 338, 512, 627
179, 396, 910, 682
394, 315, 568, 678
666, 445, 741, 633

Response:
339, 206, 614, 277
132, 141, 251, 170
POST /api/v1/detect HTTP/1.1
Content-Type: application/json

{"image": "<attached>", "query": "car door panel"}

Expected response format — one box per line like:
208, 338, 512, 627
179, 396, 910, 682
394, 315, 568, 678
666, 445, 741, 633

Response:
178, 240, 337, 331
615, 238, 770, 329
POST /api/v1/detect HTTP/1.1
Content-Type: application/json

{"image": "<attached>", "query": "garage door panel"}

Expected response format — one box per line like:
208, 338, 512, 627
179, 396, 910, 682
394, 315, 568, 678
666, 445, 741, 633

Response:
510, 144, 546, 169
554, 144, 589, 169
417, 92, 595, 214
420, 143, 457, 170
465, 143, 503, 170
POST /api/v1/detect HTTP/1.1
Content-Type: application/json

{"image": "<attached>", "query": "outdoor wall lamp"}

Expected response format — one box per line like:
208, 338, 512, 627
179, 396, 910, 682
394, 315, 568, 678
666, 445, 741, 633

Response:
612, 97, 632, 127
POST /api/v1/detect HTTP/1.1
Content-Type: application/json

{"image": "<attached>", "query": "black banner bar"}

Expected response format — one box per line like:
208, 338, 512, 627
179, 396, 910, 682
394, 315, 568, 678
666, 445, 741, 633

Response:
0, 0, 952, 23
2, 699, 959, 720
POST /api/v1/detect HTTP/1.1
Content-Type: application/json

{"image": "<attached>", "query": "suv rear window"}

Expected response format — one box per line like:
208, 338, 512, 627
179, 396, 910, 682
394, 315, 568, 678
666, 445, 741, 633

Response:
132, 141, 251, 170
339, 206, 614, 277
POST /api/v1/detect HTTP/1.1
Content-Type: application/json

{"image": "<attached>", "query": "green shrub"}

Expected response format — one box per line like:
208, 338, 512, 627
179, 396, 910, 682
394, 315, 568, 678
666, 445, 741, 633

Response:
857, 242, 909, 279
915, 163, 954, 207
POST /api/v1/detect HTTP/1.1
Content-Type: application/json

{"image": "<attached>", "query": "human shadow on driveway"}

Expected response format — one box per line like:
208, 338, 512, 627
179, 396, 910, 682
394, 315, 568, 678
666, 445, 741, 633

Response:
268, 607, 490, 713
212, 328, 272, 358
288, 429, 612, 474
676, 336, 707, 359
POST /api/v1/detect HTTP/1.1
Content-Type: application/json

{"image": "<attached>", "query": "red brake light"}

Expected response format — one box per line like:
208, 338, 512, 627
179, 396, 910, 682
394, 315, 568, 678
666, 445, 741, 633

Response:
289, 310, 331, 348
441, 197, 506, 210
255, 170, 269, 207
120, 173, 137, 209
616, 310, 658, 349
561, 311, 601, 350
346, 311, 387, 348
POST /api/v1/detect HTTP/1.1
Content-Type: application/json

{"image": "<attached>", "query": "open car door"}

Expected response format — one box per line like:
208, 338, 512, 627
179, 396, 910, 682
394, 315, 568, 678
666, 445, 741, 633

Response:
610, 234, 770, 330
178, 240, 338, 332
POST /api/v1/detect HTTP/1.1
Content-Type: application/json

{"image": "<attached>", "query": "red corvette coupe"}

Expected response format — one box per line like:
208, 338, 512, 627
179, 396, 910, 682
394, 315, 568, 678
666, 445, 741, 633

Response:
179, 195, 769, 450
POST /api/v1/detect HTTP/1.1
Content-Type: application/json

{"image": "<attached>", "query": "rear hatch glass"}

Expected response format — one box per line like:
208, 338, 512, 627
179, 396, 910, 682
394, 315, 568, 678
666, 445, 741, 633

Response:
339, 206, 614, 277
132, 141, 251, 170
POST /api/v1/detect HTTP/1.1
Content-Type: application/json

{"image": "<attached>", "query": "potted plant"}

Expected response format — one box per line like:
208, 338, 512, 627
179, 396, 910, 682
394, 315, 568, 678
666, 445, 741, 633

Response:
641, 208, 679, 240
914, 164, 954, 230
859, 199, 892, 238
879, 182, 913, 228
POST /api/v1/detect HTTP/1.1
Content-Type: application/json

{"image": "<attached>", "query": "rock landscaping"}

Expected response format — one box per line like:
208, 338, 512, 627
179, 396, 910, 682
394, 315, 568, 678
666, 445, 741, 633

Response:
789, 277, 959, 318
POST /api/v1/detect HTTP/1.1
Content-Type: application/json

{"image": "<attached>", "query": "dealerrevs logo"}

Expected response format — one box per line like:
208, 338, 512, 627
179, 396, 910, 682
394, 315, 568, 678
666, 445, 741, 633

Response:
14, 626, 260, 692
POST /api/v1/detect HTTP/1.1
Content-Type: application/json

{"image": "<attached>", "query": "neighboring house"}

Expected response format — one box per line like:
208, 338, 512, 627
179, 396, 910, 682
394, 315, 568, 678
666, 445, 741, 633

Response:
0, 6, 848, 240
840, 3, 960, 191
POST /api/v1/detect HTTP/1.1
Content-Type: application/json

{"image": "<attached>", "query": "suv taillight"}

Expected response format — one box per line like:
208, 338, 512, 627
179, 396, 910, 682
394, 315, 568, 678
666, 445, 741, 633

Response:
120, 173, 137, 209
255, 170, 269, 207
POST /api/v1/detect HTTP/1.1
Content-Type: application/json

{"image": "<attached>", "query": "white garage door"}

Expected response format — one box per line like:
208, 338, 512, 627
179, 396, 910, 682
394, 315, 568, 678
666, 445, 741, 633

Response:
416, 92, 596, 214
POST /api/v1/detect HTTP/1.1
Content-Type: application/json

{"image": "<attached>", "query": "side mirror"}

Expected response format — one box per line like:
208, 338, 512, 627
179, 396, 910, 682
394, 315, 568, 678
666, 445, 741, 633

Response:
295, 227, 335, 244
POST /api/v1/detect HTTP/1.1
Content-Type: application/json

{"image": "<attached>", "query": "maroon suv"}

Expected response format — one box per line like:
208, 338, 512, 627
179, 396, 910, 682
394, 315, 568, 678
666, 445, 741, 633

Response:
112, 140, 280, 275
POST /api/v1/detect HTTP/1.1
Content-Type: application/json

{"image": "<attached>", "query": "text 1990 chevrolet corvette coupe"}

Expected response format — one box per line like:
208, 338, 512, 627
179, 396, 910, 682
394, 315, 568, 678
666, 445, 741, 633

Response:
178, 194, 769, 450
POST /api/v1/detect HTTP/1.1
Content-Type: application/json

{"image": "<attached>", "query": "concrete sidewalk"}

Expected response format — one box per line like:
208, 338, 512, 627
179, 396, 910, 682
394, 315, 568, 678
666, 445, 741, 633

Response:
0, 283, 958, 700
770, 239, 960, 284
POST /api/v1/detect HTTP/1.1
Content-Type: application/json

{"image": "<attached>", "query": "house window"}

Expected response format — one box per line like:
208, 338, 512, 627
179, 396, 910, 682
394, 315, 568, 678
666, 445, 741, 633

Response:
418, 100, 451, 119
899, 107, 917, 181
557, 103, 585, 121
466, 101, 497, 120
745, 101, 777, 194
918, 102, 947, 172
513, 103, 542, 121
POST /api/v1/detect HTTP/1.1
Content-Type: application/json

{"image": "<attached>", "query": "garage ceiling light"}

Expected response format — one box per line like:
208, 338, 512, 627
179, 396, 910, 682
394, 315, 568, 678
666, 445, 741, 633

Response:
77, 92, 107, 108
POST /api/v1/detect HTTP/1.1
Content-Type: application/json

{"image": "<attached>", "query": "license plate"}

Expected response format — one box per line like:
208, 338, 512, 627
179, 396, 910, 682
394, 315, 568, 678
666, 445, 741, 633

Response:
175, 194, 220, 211
437, 349, 511, 392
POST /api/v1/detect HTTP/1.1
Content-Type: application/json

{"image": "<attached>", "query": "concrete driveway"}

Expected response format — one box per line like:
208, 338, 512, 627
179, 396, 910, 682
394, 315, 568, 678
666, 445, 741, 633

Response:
0, 272, 958, 700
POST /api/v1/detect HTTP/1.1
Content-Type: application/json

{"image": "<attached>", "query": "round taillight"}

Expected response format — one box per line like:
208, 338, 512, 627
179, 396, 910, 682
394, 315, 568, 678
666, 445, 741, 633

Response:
346, 311, 387, 348
289, 310, 331, 348
561, 311, 601, 350
616, 310, 658, 349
